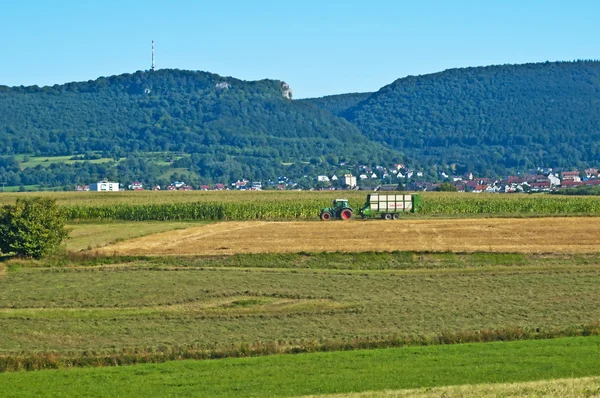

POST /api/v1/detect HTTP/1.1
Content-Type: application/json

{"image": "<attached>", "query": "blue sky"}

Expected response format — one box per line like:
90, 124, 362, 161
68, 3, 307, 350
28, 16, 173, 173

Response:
1, 0, 599, 98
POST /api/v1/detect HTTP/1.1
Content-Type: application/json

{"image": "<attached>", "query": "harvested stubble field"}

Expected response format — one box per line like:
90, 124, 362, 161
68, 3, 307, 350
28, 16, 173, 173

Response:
307, 376, 600, 398
3, 261, 600, 354
97, 217, 600, 256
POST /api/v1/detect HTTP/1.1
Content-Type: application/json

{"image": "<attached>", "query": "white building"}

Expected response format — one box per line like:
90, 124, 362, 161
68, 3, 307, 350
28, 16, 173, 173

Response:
90, 181, 119, 192
317, 175, 330, 182
344, 174, 357, 188
548, 173, 561, 186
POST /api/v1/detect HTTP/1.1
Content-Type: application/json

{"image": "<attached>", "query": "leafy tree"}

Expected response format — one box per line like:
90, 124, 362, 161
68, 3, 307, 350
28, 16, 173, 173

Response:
436, 182, 458, 192
0, 198, 69, 259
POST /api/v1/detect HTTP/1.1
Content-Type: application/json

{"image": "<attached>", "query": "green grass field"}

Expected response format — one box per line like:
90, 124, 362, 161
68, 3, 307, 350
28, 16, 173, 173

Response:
2, 255, 600, 354
2, 336, 600, 397
15, 154, 116, 169
66, 221, 206, 251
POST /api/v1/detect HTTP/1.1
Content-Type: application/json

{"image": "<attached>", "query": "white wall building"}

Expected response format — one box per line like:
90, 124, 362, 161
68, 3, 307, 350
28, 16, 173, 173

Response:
344, 174, 357, 188
548, 173, 561, 186
90, 181, 119, 192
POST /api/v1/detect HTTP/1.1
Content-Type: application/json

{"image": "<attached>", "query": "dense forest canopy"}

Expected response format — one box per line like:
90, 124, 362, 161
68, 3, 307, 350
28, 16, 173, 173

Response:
298, 92, 371, 116
0, 69, 399, 162
2, 61, 600, 187
332, 61, 600, 175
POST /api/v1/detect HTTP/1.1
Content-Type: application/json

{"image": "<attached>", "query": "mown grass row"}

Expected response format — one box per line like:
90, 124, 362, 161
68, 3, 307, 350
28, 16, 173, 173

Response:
2, 323, 600, 372
36, 250, 600, 271
61, 194, 600, 220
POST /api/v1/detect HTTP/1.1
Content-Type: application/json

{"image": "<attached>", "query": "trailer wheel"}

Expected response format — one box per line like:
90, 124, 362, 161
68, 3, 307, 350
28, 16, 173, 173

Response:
320, 212, 332, 221
392, 213, 400, 220
383, 213, 392, 220
340, 208, 353, 220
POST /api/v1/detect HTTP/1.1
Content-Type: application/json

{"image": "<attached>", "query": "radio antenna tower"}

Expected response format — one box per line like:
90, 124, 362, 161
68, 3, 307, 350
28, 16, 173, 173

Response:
151, 40, 156, 71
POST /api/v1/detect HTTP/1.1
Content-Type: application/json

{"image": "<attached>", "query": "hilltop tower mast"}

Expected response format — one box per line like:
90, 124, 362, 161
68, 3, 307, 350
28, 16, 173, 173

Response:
151, 40, 156, 71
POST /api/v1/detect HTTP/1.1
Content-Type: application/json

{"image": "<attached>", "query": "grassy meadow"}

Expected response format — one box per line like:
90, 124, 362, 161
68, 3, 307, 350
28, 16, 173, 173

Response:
3, 336, 600, 397
2, 254, 600, 355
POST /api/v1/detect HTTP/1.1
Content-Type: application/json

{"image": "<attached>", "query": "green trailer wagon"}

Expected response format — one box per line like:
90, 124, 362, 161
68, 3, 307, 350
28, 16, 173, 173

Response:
320, 194, 422, 220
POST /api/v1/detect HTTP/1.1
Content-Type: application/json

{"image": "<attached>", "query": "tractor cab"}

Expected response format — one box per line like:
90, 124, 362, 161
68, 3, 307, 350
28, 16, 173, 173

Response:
332, 199, 349, 209
320, 198, 353, 220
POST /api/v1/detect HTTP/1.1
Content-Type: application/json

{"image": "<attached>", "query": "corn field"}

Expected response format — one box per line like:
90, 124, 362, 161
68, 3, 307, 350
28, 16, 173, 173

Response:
51, 192, 600, 221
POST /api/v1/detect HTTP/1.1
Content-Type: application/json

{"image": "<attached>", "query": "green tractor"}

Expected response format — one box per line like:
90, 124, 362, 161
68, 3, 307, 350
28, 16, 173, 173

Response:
320, 194, 423, 221
320, 198, 354, 220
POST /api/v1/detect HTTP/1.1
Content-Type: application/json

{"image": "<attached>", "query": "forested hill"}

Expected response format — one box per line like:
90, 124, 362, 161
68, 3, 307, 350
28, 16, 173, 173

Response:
0, 69, 399, 166
338, 61, 600, 174
298, 92, 371, 116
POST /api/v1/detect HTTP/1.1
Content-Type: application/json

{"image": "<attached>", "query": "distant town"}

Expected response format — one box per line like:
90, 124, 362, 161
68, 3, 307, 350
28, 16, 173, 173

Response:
75, 165, 600, 193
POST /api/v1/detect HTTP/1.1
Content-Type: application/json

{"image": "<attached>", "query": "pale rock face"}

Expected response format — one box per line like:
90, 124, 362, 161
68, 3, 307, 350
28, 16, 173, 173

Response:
281, 81, 293, 100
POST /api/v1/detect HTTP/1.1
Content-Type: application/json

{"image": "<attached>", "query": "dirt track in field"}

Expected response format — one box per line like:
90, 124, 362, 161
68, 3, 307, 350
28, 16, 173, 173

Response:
96, 217, 600, 255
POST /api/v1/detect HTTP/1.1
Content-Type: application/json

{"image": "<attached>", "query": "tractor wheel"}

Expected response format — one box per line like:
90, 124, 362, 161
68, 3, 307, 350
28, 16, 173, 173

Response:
340, 208, 353, 220
320, 212, 332, 221
392, 213, 400, 220
384, 213, 392, 220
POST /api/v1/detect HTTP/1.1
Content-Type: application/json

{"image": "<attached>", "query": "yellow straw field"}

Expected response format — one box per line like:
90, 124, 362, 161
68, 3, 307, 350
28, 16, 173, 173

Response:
97, 217, 600, 255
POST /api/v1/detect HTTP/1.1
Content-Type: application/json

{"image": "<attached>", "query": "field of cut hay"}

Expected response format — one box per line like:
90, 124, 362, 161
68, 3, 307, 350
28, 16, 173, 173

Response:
307, 376, 600, 398
97, 217, 600, 256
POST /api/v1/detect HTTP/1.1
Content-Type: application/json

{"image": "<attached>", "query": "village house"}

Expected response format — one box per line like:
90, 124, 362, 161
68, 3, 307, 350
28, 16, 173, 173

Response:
583, 179, 600, 186
90, 181, 119, 192
529, 181, 551, 192
128, 182, 144, 190
233, 179, 249, 189
561, 171, 581, 182
547, 173, 561, 186
561, 180, 583, 188
344, 174, 357, 188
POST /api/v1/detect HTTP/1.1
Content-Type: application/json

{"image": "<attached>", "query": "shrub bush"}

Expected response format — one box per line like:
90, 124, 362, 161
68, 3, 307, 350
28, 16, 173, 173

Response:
0, 198, 69, 259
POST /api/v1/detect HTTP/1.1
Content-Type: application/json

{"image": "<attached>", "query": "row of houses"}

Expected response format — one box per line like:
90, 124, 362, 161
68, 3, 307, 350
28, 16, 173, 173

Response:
73, 168, 600, 193
404, 169, 600, 193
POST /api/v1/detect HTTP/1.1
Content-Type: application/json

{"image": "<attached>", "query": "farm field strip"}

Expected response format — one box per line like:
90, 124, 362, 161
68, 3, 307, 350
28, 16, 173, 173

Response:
66, 221, 207, 251
4, 191, 600, 220
96, 217, 600, 255
2, 264, 600, 353
3, 336, 600, 397
306, 376, 600, 398
0, 296, 348, 320
51, 250, 600, 272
